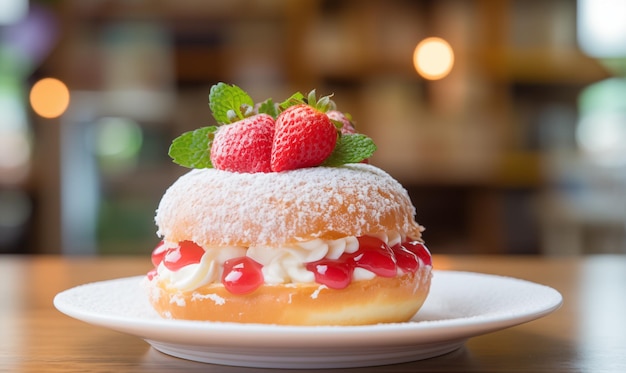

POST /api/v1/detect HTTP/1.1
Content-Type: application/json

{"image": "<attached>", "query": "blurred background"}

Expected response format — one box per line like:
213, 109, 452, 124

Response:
1, 0, 625, 256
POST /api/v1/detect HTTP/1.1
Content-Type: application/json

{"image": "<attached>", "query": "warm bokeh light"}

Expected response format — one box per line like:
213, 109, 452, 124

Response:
29, 78, 70, 118
413, 37, 454, 80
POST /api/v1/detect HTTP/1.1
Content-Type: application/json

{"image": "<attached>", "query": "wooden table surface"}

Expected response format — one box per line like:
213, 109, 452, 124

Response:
1, 254, 625, 372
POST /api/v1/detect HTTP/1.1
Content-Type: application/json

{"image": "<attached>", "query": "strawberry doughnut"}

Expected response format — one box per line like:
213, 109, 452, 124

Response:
144, 83, 433, 325
145, 164, 432, 325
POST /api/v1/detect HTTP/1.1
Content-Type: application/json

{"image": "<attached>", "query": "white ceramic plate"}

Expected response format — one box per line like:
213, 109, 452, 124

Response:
54, 271, 562, 369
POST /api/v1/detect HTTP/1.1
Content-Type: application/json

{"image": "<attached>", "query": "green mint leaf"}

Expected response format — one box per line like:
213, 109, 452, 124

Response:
258, 98, 279, 119
209, 83, 254, 124
278, 92, 305, 111
323, 134, 377, 166
168, 126, 217, 168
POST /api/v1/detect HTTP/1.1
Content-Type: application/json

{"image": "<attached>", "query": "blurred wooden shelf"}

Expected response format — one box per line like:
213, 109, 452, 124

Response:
483, 48, 610, 83
23, 0, 608, 255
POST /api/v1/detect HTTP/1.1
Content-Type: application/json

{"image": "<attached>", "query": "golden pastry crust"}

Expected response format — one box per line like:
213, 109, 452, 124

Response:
146, 267, 432, 325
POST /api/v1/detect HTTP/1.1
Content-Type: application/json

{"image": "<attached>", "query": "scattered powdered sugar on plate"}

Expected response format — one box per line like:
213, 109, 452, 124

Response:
55, 276, 160, 320
53, 271, 562, 368
54, 271, 562, 328
412, 271, 562, 325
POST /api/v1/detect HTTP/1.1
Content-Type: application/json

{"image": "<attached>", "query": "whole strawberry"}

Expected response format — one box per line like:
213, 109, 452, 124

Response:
327, 110, 356, 134
168, 83, 377, 172
271, 94, 338, 172
210, 113, 275, 173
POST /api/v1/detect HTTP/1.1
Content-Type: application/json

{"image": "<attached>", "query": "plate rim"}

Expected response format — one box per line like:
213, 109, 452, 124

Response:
53, 270, 563, 349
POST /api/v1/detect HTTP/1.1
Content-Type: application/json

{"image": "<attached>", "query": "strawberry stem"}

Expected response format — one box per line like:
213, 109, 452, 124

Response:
278, 92, 306, 111
316, 94, 335, 113
306, 89, 335, 113
307, 90, 317, 107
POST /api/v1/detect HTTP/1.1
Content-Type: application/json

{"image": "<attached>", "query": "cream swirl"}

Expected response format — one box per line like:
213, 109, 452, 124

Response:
246, 237, 360, 284
156, 232, 411, 291
157, 245, 246, 292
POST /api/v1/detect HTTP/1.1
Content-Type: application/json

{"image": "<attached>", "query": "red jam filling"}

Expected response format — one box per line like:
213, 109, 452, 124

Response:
151, 241, 169, 267
149, 236, 431, 295
222, 256, 264, 295
151, 240, 206, 272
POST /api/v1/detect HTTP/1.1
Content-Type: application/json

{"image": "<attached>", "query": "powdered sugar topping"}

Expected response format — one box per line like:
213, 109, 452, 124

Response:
155, 163, 423, 248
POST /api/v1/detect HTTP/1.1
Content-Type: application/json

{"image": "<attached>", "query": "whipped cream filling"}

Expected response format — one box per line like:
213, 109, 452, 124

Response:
156, 231, 412, 292
157, 245, 246, 292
